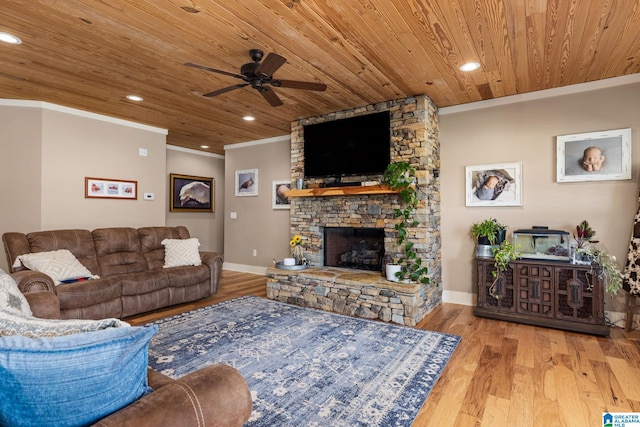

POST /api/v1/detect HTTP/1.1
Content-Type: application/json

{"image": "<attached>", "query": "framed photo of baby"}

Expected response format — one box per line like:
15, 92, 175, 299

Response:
465, 162, 523, 207
556, 128, 631, 183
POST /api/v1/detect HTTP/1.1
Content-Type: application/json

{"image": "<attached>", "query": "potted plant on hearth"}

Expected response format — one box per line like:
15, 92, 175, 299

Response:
381, 161, 429, 284
471, 218, 506, 257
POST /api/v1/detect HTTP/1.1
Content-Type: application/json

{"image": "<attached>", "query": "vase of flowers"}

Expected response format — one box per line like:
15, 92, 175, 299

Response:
290, 234, 304, 265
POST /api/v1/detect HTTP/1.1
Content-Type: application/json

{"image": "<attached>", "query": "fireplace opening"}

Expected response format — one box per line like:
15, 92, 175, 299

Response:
324, 227, 384, 271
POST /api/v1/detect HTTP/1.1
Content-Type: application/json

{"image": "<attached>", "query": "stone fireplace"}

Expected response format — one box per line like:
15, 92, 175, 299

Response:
266, 95, 442, 326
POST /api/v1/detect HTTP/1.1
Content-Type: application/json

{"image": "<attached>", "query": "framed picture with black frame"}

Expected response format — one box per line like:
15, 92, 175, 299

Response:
170, 173, 214, 212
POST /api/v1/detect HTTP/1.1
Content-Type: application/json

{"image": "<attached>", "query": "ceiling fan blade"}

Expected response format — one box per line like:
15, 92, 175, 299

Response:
185, 62, 246, 80
259, 87, 284, 107
203, 83, 249, 97
254, 53, 286, 78
273, 79, 327, 91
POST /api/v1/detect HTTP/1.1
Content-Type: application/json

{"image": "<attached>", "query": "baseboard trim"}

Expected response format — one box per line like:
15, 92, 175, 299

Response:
223, 262, 268, 275
442, 290, 475, 306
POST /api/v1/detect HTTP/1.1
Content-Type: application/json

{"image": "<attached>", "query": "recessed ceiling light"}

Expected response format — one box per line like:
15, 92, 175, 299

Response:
460, 62, 481, 72
126, 94, 143, 102
200, 145, 209, 149
243, 114, 256, 121
0, 32, 22, 45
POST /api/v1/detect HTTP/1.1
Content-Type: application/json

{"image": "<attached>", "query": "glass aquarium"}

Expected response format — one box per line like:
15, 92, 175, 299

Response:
513, 228, 571, 262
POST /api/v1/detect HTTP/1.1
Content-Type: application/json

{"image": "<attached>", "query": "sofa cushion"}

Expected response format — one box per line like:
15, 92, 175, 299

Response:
162, 238, 202, 268
93, 228, 148, 276
138, 226, 191, 270
0, 324, 157, 427
120, 270, 169, 296
54, 272, 120, 302
13, 249, 99, 285
165, 264, 210, 288
25, 229, 100, 274
0, 269, 32, 316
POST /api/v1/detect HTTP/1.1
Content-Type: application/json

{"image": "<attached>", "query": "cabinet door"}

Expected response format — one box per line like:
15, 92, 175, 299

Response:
477, 259, 515, 312
516, 264, 554, 317
555, 266, 602, 324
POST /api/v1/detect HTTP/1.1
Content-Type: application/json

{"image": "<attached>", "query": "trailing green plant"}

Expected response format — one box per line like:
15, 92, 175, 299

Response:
471, 218, 506, 245
489, 240, 521, 299
573, 246, 623, 295
382, 161, 429, 284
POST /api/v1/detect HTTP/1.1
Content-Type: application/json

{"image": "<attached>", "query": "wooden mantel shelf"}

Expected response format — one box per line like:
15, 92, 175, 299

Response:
286, 184, 401, 197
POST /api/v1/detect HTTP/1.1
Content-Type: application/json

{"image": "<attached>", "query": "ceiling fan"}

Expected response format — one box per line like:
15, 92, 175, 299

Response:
185, 49, 327, 107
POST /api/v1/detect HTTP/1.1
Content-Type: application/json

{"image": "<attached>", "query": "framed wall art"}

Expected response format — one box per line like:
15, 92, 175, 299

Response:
85, 177, 137, 200
235, 168, 259, 196
170, 173, 214, 212
465, 162, 523, 207
556, 128, 631, 182
272, 180, 291, 209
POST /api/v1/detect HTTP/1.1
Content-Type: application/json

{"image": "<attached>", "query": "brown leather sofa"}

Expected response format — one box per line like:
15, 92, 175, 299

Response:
16, 289, 252, 427
3, 226, 223, 320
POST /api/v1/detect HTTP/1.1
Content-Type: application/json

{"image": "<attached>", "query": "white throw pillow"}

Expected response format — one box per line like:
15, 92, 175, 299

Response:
14, 249, 98, 285
161, 238, 202, 268
0, 269, 32, 317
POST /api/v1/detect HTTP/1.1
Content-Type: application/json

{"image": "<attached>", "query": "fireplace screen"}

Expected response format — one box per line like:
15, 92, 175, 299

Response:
323, 227, 384, 271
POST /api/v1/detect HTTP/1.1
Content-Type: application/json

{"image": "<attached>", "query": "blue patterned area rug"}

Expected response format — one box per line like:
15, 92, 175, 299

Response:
147, 296, 460, 427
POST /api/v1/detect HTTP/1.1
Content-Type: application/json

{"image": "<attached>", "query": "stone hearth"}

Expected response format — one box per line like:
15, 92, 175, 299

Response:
266, 267, 439, 326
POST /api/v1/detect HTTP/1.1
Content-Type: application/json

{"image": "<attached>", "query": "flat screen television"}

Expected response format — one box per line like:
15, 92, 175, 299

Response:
303, 111, 391, 178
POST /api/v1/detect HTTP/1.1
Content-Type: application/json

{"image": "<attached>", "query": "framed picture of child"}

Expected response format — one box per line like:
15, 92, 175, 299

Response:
465, 162, 523, 207
556, 128, 631, 182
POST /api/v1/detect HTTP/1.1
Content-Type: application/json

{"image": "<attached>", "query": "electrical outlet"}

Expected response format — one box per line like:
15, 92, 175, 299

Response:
139, 148, 148, 157
252, 249, 257, 257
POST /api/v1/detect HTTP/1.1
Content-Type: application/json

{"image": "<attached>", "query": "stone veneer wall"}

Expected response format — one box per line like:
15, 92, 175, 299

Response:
287, 96, 442, 313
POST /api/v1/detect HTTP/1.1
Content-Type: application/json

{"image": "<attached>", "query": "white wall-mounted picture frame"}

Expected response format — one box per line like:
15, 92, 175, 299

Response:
556, 128, 631, 182
272, 180, 291, 209
235, 169, 259, 196
465, 162, 523, 207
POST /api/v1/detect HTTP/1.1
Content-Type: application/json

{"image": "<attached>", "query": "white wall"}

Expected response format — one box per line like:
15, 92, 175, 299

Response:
223, 136, 292, 273
439, 76, 640, 314
166, 146, 225, 253
0, 100, 167, 271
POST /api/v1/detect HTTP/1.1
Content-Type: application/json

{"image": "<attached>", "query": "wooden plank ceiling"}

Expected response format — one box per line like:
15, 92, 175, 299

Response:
1, 0, 639, 154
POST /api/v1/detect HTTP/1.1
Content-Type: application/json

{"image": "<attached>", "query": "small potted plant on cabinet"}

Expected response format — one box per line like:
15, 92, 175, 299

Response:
488, 240, 521, 299
571, 220, 623, 296
471, 218, 506, 257
381, 161, 429, 284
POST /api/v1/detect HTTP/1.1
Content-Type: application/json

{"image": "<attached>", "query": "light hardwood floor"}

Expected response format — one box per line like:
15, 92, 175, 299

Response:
126, 271, 640, 427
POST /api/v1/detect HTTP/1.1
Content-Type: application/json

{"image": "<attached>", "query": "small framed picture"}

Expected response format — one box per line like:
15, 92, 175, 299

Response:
272, 180, 291, 209
556, 128, 632, 182
170, 173, 214, 212
465, 162, 523, 207
85, 177, 137, 200
235, 169, 259, 196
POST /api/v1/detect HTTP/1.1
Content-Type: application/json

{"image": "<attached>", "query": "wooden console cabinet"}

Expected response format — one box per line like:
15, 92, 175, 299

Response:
474, 258, 609, 336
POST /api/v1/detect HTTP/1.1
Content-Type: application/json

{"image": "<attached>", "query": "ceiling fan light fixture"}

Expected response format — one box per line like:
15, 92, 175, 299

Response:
460, 62, 481, 72
0, 32, 22, 45
126, 94, 143, 102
